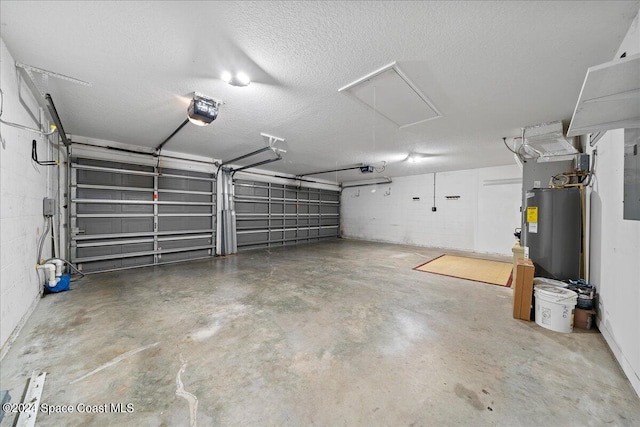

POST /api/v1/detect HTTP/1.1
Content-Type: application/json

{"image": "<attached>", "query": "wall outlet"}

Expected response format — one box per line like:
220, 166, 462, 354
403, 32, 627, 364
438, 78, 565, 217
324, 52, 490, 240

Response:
533, 180, 541, 188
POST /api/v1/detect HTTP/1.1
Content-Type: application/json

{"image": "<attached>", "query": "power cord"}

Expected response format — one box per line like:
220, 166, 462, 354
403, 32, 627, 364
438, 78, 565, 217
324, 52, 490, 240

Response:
32, 139, 57, 166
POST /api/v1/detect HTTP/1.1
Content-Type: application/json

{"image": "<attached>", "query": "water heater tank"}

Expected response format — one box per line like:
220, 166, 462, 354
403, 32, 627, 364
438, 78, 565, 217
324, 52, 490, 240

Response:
523, 187, 581, 280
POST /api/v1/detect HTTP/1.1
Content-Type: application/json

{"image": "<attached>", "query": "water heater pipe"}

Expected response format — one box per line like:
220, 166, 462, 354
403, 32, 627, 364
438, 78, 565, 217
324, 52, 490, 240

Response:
37, 263, 58, 287
50, 259, 64, 276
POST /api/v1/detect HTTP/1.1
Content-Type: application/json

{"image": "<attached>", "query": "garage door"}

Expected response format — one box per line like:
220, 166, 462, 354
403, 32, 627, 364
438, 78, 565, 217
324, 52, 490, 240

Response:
234, 179, 340, 250
70, 158, 216, 273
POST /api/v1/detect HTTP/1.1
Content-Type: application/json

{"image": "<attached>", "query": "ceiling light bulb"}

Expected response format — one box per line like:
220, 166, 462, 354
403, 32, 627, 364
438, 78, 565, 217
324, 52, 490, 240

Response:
221, 71, 251, 87
187, 117, 209, 126
221, 71, 232, 83
235, 72, 250, 86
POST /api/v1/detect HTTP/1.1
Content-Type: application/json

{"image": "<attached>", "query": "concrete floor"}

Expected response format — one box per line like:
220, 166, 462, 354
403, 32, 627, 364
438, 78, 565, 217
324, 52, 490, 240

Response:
1, 239, 639, 426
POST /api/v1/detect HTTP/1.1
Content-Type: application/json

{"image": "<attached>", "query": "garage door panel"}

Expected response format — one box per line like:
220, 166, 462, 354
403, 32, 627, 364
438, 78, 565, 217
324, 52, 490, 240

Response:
158, 177, 211, 193
158, 217, 212, 232
71, 157, 215, 273
285, 204, 297, 214
77, 218, 120, 235
320, 205, 338, 214
121, 204, 154, 213
123, 218, 155, 233
76, 189, 152, 201
76, 203, 121, 214
158, 205, 213, 214
77, 218, 154, 235
77, 170, 118, 186
322, 193, 339, 203
270, 231, 284, 241
77, 189, 117, 200
79, 259, 121, 273
238, 231, 268, 245
321, 217, 338, 226
236, 202, 268, 214
159, 192, 212, 203
159, 237, 212, 250
320, 227, 338, 237
237, 219, 269, 229
160, 250, 210, 263
123, 191, 153, 201
235, 184, 268, 197
118, 175, 154, 188
235, 180, 339, 250
78, 242, 154, 256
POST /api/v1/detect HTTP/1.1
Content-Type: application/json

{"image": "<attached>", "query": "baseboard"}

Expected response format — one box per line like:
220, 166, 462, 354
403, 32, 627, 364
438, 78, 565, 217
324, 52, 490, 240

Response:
0, 295, 40, 361
597, 317, 640, 398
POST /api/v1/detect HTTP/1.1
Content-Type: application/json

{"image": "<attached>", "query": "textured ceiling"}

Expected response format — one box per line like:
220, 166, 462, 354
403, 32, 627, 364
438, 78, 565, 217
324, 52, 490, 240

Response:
1, 1, 638, 182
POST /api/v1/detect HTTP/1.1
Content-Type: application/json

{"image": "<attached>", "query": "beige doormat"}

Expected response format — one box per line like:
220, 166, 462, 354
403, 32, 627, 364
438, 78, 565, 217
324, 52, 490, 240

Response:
414, 254, 513, 287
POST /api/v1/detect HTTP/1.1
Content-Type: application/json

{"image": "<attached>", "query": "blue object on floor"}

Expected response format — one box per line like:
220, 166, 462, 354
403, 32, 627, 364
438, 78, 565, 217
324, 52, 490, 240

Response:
46, 274, 70, 293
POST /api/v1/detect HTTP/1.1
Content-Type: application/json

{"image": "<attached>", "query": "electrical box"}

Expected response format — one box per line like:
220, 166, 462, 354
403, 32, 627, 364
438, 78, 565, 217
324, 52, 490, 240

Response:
43, 198, 55, 217
575, 153, 590, 172
359, 165, 374, 173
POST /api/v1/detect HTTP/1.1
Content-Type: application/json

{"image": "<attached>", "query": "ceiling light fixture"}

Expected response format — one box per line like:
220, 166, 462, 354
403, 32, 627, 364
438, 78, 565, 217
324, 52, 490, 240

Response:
221, 71, 251, 87
187, 93, 221, 126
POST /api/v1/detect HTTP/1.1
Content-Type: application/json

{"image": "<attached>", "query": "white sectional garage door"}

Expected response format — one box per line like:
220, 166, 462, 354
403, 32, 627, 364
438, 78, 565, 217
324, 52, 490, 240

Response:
70, 158, 216, 273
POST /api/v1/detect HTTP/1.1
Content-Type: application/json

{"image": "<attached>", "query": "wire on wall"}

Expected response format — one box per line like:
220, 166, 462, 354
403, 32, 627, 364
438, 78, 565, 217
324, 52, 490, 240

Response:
501, 128, 541, 163
0, 88, 57, 149
432, 172, 437, 212
31, 139, 57, 166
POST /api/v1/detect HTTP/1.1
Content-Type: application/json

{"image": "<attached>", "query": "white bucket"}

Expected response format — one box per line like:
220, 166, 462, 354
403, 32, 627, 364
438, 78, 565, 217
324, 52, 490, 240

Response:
534, 284, 578, 333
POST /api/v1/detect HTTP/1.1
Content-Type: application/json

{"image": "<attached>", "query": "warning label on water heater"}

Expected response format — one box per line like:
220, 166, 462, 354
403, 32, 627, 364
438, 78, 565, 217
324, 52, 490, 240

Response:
527, 207, 538, 234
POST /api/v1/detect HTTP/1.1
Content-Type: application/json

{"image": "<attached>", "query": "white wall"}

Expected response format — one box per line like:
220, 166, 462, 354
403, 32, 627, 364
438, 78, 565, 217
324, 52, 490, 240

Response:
587, 7, 640, 396
0, 38, 61, 355
341, 164, 522, 256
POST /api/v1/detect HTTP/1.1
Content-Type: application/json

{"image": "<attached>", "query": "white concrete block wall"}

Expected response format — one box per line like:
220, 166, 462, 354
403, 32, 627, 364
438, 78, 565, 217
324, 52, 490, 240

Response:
1, 38, 60, 352
341, 164, 522, 256
587, 6, 640, 397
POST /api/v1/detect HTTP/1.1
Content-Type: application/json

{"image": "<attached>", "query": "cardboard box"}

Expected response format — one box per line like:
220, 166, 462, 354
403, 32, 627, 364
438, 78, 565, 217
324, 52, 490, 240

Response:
574, 308, 596, 330
512, 242, 525, 287
513, 258, 535, 321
